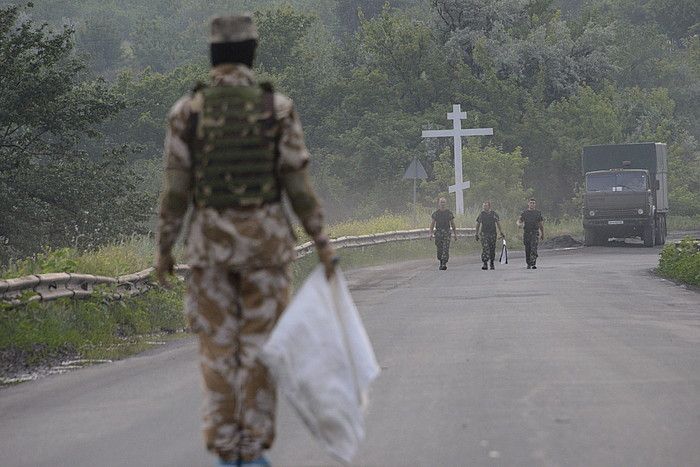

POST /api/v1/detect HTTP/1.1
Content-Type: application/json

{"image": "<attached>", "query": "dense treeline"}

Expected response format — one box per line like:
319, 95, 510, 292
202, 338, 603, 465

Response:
0, 0, 698, 262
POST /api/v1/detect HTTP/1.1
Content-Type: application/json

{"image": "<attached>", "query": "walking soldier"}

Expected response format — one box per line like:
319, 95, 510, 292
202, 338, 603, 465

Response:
429, 197, 457, 270
475, 201, 505, 270
155, 14, 336, 466
517, 198, 544, 269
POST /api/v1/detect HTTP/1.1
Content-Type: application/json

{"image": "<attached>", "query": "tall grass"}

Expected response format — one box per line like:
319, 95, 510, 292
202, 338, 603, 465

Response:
668, 214, 700, 231
0, 283, 186, 375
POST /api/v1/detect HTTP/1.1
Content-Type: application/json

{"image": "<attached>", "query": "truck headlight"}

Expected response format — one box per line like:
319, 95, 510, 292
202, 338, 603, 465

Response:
589, 210, 595, 216
637, 208, 644, 215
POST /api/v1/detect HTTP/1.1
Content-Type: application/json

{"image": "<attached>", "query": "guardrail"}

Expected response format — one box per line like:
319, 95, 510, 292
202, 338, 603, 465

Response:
1, 228, 474, 306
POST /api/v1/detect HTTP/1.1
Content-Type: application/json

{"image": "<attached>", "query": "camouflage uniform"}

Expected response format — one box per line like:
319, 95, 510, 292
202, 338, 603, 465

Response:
480, 233, 497, 264
431, 207, 454, 269
523, 230, 539, 267
434, 229, 451, 263
156, 16, 328, 463
476, 209, 500, 267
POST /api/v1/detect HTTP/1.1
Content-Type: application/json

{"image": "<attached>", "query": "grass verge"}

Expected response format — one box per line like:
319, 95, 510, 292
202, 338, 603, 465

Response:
0, 282, 186, 383
657, 237, 700, 286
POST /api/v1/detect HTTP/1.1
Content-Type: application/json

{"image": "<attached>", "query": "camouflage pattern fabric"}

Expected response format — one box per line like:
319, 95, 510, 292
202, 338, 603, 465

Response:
156, 64, 326, 462
480, 232, 497, 263
157, 64, 323, 269
434, 229, 451, 263
523, 230, 539, 266
186, 266, 290, 462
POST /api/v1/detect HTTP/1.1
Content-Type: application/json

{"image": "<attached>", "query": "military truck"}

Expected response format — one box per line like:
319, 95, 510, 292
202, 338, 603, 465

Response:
582, 143, 668, 247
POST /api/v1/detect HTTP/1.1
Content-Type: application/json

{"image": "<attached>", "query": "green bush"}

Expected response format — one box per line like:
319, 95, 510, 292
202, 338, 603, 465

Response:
658, 238, 700, 286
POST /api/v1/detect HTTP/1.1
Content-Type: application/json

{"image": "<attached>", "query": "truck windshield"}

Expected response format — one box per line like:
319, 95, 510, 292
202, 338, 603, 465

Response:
586, 172, 648, 192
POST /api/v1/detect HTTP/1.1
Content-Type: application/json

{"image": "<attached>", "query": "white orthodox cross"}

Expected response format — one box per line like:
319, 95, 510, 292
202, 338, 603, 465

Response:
421, 104, 493, 214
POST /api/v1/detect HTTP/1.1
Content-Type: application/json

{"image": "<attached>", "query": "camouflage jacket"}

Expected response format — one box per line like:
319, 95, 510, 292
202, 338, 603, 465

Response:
156, 64, 324, 270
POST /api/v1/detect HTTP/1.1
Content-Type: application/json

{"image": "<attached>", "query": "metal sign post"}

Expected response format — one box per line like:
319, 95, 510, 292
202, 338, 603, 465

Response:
403, 157, 427, 223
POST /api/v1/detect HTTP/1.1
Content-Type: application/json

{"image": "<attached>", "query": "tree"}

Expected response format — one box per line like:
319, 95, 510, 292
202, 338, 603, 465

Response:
255, 5, 318, 73
0, 5, 153, 262
431, 0, 617, 102
422, 143, 531, 212
358, 5, 456, 112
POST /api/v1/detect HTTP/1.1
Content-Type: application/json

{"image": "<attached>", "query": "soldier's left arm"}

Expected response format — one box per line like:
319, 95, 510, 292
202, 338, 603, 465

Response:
275, 94, 336, 276
275, 95, 324, 240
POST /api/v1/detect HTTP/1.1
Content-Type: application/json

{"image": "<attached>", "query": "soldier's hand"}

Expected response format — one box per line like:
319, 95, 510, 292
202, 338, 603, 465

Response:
155, 252, 175, 289
429, 232, 434, 239
475, 234, 480, 242
453, 234, 458, 241
318, 244, 338, 279
500, 233, 506, 239
315, 235, 338, 279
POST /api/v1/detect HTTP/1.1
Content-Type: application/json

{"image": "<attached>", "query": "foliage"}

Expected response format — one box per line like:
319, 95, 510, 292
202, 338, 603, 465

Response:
2, 235, 158, 279
0, 284, 186, 367
0, 5, 154, 263
657, 238, 700, 286
423, 143, 531, 211
1, 0, 698, 265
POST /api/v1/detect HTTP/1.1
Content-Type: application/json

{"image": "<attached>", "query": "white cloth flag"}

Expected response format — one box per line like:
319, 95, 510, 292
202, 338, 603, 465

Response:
499, 238, 508, 264
260, 266, 380, 464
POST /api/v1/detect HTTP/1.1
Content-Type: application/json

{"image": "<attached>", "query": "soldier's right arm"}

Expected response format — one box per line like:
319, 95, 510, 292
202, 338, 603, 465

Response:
155, 97, 194, 280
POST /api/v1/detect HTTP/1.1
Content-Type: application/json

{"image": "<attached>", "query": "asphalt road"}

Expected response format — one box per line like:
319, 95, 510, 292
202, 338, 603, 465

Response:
2, 243, 699, 467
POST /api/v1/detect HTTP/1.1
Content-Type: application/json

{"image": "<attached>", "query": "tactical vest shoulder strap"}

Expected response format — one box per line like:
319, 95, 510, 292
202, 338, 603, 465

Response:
186, 82, 208, 150
259, 82, 281, 179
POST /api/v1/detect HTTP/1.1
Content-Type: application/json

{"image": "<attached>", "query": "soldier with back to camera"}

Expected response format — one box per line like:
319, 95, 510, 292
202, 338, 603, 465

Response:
155, 14, 336, 467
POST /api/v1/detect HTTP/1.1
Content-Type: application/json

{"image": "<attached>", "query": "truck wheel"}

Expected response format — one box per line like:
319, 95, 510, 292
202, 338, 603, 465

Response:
654, 216, 666, 245
584, 228, 597, 246
643, 222, 655, 247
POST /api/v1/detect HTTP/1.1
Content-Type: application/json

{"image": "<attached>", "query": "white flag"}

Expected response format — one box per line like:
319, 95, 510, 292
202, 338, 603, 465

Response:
499, 238, 508, 264
260, 266, 380, 464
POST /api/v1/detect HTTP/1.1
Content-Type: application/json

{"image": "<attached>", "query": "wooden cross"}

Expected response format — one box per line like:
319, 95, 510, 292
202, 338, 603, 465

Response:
421, 104, 493, 214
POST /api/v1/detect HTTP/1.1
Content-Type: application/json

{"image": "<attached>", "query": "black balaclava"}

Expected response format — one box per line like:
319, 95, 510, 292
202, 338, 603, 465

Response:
210, 39, 257, 67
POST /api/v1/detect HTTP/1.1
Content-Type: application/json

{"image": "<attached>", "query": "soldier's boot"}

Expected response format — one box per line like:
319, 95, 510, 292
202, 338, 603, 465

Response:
531, 264, 537, 269
489, 260, 495, 270
439, 260, 444, 270
527, 264, 532, 269
482, 262, 488, 270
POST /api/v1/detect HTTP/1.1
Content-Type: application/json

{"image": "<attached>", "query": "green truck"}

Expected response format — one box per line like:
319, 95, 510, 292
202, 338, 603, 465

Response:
582, 143, 668, 247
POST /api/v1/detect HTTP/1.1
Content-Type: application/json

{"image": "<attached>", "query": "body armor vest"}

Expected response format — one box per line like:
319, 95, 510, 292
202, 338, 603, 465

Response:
191, 84, 280, 210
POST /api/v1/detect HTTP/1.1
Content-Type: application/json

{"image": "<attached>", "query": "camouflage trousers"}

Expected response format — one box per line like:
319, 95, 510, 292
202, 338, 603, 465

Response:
480, 232, 497, 263
434, 229, 451, 263
186, 265, 290, 462
523, 231, 539, 266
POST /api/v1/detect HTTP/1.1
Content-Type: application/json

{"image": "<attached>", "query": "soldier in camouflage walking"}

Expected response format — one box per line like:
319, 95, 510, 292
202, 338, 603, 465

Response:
429, 197, 457, 270
155, 15, 336, 467
475, 201, 505, 270
517, 198, 544, 269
